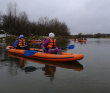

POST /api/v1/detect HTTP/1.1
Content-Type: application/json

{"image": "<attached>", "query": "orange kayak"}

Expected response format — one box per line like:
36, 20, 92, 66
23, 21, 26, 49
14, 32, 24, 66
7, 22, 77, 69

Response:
8, 54, 84, 71
72, 39, 76, 41
6, 46, 84, 62
78, 40, 87, 42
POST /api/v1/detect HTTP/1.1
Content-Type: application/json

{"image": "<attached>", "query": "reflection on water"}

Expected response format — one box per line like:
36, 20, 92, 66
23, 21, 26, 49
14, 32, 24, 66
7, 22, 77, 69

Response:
1, 53, 83, 83
42, 65, 56, 83
0, 53, 84, 83
2, 38, 110, 93
84, 38, 110, 45
78, 41, 87, 45
24, 66, 42, 73
8, 54, 83, 71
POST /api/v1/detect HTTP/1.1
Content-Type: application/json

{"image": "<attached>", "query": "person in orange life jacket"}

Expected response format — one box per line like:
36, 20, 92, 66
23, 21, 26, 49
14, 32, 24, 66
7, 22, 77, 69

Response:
81, 37, 83, 40
13, 35, 29, 50
41, 33, 62, 54
32, 36, 35, 40
83, 37, 87, 40
79, 37, 83, 40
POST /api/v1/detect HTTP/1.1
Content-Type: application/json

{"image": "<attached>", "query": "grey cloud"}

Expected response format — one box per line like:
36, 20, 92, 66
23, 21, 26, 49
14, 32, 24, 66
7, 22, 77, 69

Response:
0, 0, 110, 34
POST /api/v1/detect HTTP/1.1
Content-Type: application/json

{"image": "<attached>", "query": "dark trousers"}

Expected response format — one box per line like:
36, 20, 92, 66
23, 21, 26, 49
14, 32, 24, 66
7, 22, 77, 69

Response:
16, 46, 29, 50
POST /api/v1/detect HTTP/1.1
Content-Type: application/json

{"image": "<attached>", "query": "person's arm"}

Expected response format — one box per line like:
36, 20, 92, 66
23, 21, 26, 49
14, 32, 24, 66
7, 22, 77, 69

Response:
13, 40, 19, 48
54, 39, 58, 48
41, 38, 50, 48
54, 43, 58, 48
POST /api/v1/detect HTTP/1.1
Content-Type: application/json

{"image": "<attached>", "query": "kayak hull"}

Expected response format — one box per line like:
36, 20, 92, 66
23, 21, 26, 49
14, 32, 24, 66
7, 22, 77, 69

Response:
8, 54, 84, 71
78, 40, 87, 42
6, 46, 84, 62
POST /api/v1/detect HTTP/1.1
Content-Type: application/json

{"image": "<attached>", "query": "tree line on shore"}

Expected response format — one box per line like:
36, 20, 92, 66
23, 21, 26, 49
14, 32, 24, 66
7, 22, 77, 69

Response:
72, 33, 110, 38
0, 2, 70, 37
0, 2, 110, 39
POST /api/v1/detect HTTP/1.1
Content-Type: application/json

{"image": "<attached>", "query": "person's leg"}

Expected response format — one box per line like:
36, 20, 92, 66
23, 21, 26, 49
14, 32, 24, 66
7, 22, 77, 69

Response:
50, 49, 56, 54
57, 49, 62, 54
54, 49, 62, 54
47, 49, 56, 54
47, 49, 62, 54
16, 46, 21, 49
23, 46, 29, 50
47, 49, 51, 53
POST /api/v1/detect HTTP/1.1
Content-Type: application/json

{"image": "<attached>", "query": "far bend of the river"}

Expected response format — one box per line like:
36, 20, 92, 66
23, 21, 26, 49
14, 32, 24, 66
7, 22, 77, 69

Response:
0, 38, 110, 93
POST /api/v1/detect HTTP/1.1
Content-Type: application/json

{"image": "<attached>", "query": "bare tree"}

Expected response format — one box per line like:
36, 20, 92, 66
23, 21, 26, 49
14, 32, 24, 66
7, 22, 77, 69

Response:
0, 12, 2, 29
1, 2, 70, 37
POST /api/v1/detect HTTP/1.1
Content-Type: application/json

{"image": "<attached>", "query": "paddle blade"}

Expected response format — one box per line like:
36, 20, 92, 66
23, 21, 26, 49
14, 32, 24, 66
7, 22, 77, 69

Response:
67, 45, 75, 49
24, 50, 38, 56
24, 66, 37, 72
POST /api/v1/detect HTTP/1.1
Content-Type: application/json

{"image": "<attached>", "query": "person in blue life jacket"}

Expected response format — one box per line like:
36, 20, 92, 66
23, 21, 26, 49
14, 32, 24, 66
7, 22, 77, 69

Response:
83, 37, 87, 40
13, 35, 29, 50
41, 32, 62, 54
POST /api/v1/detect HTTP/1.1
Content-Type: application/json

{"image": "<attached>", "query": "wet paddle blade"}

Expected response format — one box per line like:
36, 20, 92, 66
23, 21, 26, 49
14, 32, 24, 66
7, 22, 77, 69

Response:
67, 45, 75, 49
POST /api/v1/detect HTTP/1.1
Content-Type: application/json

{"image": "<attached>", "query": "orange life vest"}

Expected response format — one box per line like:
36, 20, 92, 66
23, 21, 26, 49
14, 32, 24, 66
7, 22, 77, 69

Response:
32, 36, 35, 40
84, 38, 86, 40
45, 37, 56, 49
18, 39, 25, 46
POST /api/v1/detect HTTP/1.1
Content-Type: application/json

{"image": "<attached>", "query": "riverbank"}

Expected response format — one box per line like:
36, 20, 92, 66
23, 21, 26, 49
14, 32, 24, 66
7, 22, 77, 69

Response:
0, 36, 71, 42
0, 36, 110, 43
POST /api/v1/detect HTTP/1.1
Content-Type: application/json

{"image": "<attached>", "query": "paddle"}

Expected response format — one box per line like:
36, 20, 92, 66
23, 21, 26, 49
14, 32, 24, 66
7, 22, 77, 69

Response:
24, 66, 42, 73
24, 45, 75, 56
24, 50, 38, 56
62, 45, 75, 49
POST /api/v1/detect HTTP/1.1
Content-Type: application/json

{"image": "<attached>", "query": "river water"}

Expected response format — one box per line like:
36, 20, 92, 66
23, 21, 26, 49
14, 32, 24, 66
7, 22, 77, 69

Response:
0, 38, 110, 93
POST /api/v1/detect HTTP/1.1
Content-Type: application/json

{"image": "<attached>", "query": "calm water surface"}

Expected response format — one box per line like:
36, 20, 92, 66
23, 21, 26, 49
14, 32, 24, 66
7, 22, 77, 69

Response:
0, 38, 110, 93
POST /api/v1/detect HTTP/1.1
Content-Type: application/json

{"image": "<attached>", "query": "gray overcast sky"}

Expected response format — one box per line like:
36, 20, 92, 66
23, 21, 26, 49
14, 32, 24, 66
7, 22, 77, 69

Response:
0, 0, 110, 34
